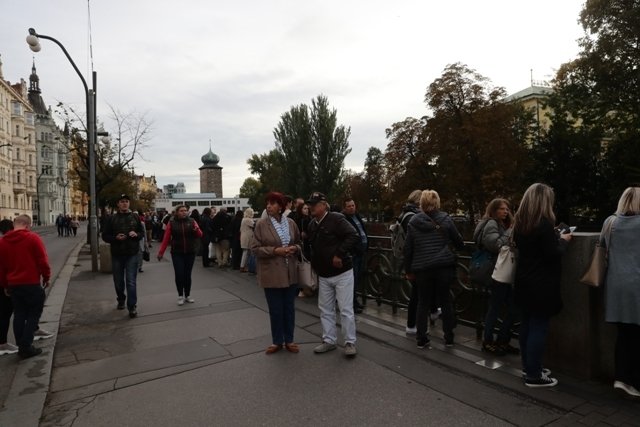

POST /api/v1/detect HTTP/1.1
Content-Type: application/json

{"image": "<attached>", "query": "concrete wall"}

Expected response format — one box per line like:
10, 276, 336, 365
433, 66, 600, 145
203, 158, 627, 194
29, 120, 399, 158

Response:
546, 232, 616, 381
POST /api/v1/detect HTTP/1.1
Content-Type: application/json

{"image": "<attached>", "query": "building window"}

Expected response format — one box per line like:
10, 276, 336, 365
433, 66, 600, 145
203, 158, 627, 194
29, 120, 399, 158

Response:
16, 148, 20, 160
15, 125, 20, 137
16, 171, 21, 184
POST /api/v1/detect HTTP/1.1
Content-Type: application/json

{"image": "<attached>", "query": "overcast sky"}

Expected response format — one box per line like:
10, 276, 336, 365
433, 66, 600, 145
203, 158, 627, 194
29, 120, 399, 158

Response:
2, 0, 585, 197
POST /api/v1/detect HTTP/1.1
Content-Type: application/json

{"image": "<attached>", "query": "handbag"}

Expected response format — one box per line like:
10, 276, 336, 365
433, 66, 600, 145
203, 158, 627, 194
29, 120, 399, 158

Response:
469, 220, 494, 287
580, 218, 614, 287
297, 252, 318, 291
491, 236, 517, 285
142, 249, 150, 262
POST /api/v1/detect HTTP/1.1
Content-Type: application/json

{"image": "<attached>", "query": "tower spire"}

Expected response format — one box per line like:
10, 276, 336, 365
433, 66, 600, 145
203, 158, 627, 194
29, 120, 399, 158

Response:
29, 57, 40, 93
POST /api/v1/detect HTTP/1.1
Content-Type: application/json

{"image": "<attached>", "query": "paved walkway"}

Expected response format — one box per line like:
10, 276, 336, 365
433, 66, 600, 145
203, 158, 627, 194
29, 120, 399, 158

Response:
1, 243, 639, 426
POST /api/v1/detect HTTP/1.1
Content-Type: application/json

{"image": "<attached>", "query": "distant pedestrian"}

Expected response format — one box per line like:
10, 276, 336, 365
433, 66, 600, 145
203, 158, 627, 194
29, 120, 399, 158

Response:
230, 210, 243, 270
601, 187, 640, 398
251, 192, 301, 354
398, 189, 422, 335
199, 208, 214, 267
55, 214, 64, 237
307, 192, 360, 358
70, 217, 80, 236
403, 190, 464, 350
158, 205, 203, 306
513, 183, 571, 388
211, 208, 232, 268
0, 215, 51, 359
239, 208, 255, 273
101, 194, 145, 318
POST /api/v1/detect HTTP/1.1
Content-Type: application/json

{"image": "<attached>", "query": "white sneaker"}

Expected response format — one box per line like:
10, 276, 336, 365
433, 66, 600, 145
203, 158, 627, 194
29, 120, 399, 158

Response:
614, 380, 640, 397
0, 343, 19, 355
405, 326, 417, 335
177, 297, 185, 306
185, 296, 195, 303
33, 329, 54, 341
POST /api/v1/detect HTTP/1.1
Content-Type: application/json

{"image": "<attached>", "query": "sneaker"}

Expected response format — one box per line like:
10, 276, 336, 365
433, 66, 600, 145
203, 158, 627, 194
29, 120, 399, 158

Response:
18, 346, 43, 359
417, 338, 430, 349
482, 341, 506, 356
405, 326, 417, 335
128, 308, 137, 318
524, 374, 558, 388
521, 368, 552, 378
177, 297, 185, 306
0, 343, 19, 355
344, 343, 357, 357
430, 308, 442, 322
117, 302, 125, 310
33, 329, 54, 341
313, 342, 337, 354
185, 296, 195, 303
614, 380, 640, 398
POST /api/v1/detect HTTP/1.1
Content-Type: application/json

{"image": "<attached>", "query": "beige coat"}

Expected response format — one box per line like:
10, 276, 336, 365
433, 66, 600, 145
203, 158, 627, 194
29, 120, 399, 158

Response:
240, 218, 255, 249
251, 216, 301, 288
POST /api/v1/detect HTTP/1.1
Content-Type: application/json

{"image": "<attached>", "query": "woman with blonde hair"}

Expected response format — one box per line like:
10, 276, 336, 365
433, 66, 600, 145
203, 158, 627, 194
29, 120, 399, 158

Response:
602, 187, 640, 398
404, 190, 464, 348
239, 208, 255, 273
474, 198, 518, 355
513, 183, 571, 388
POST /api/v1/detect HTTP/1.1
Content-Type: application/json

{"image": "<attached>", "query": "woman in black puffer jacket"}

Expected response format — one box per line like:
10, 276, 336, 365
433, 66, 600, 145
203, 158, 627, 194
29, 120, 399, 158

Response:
403, 190, 464, 349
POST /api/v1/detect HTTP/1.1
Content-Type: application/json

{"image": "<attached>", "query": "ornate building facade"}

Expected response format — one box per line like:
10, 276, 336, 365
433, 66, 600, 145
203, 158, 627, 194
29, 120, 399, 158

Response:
0, 55, 37, 220
27, 61, 71, 224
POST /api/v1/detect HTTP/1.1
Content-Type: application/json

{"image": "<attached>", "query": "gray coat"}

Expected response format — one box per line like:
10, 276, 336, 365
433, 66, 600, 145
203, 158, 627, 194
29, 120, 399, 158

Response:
602, 214, 640, 325
472, 218, 511, 255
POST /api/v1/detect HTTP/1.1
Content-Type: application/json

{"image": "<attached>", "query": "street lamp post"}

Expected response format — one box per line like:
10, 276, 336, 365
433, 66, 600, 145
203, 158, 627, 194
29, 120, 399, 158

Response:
27, 28, 99, 271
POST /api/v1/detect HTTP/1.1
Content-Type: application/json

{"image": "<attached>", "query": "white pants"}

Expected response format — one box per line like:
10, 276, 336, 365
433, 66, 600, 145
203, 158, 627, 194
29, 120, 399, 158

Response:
318, 269, 356, 345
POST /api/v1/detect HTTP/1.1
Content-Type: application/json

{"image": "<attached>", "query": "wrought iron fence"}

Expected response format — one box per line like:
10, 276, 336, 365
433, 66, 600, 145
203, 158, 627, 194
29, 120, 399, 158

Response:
359, 234, 490, 338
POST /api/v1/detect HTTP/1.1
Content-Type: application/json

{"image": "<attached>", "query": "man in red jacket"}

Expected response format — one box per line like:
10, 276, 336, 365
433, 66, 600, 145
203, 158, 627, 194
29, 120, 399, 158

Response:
0, 215, 51, 359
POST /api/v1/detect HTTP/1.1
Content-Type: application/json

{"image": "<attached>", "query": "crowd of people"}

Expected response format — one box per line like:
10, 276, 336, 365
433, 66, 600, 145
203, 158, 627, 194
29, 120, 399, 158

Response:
1, 185, 638, 400
54, 214, 81, 237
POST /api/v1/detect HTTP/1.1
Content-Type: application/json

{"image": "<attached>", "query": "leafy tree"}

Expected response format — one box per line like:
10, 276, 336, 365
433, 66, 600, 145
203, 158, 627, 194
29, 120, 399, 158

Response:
385, 64, 533, 218
249, 95, 351, 202
552, 1, 640, 216
239, 177, 263, 212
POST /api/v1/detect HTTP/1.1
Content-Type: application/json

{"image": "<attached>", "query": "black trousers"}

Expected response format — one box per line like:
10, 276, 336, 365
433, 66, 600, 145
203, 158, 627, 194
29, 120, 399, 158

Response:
615, 322, 640, 389
415, 267, 456, 341
0, 290, 13, 343
10, 285, 45, 350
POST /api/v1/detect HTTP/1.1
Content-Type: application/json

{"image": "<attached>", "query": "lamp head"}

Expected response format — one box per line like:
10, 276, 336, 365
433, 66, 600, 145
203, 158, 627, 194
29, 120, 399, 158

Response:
26, 29, 41, 52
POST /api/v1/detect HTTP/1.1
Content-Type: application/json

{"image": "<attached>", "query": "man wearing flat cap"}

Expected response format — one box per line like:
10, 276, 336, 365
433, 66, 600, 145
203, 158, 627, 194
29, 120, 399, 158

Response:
102, 194, 145, 318
306, 192, 360, 357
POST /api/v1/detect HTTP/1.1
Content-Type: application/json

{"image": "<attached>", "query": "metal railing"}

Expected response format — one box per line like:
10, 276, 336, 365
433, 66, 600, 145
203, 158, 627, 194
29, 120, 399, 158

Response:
359, 234, 490, 338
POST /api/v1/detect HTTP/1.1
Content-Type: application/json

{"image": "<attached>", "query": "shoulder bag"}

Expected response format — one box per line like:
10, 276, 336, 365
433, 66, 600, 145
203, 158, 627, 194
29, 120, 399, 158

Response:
297, 251, 318, 292
580, 218, 614, 287
469, 220, 494, 287
491, 234, 517, 285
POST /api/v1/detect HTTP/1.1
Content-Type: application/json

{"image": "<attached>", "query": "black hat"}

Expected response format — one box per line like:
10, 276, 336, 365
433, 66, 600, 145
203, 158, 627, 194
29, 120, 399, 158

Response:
118, 194, 130, 201
306, 192, 327, 205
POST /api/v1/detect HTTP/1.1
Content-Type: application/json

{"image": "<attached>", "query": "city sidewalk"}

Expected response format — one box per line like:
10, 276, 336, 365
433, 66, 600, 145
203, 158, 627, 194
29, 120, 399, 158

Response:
1, 244, 639, 426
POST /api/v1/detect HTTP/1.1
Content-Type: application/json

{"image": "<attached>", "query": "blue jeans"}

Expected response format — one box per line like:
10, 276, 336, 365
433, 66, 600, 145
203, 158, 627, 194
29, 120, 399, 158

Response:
10, 285, 45, 350
112, 254, 139, 310
415, 267, 456, 342
483, 281, 519, 344
264, 285, 298, 345
171, 252, 196, 297
519, 313, 550, 379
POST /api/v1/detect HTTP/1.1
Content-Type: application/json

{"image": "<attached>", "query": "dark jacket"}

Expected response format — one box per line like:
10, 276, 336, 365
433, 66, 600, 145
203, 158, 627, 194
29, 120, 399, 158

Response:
308, 212, 360, 278
199, 215, 213, 243
102, 211, 145, 256
344, 212, 369, 256
403, 210, 464, 273
514, 218, 568, 316
400, 203, 420, 233
211, 212, 232, 242
158, 217, 203, 256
